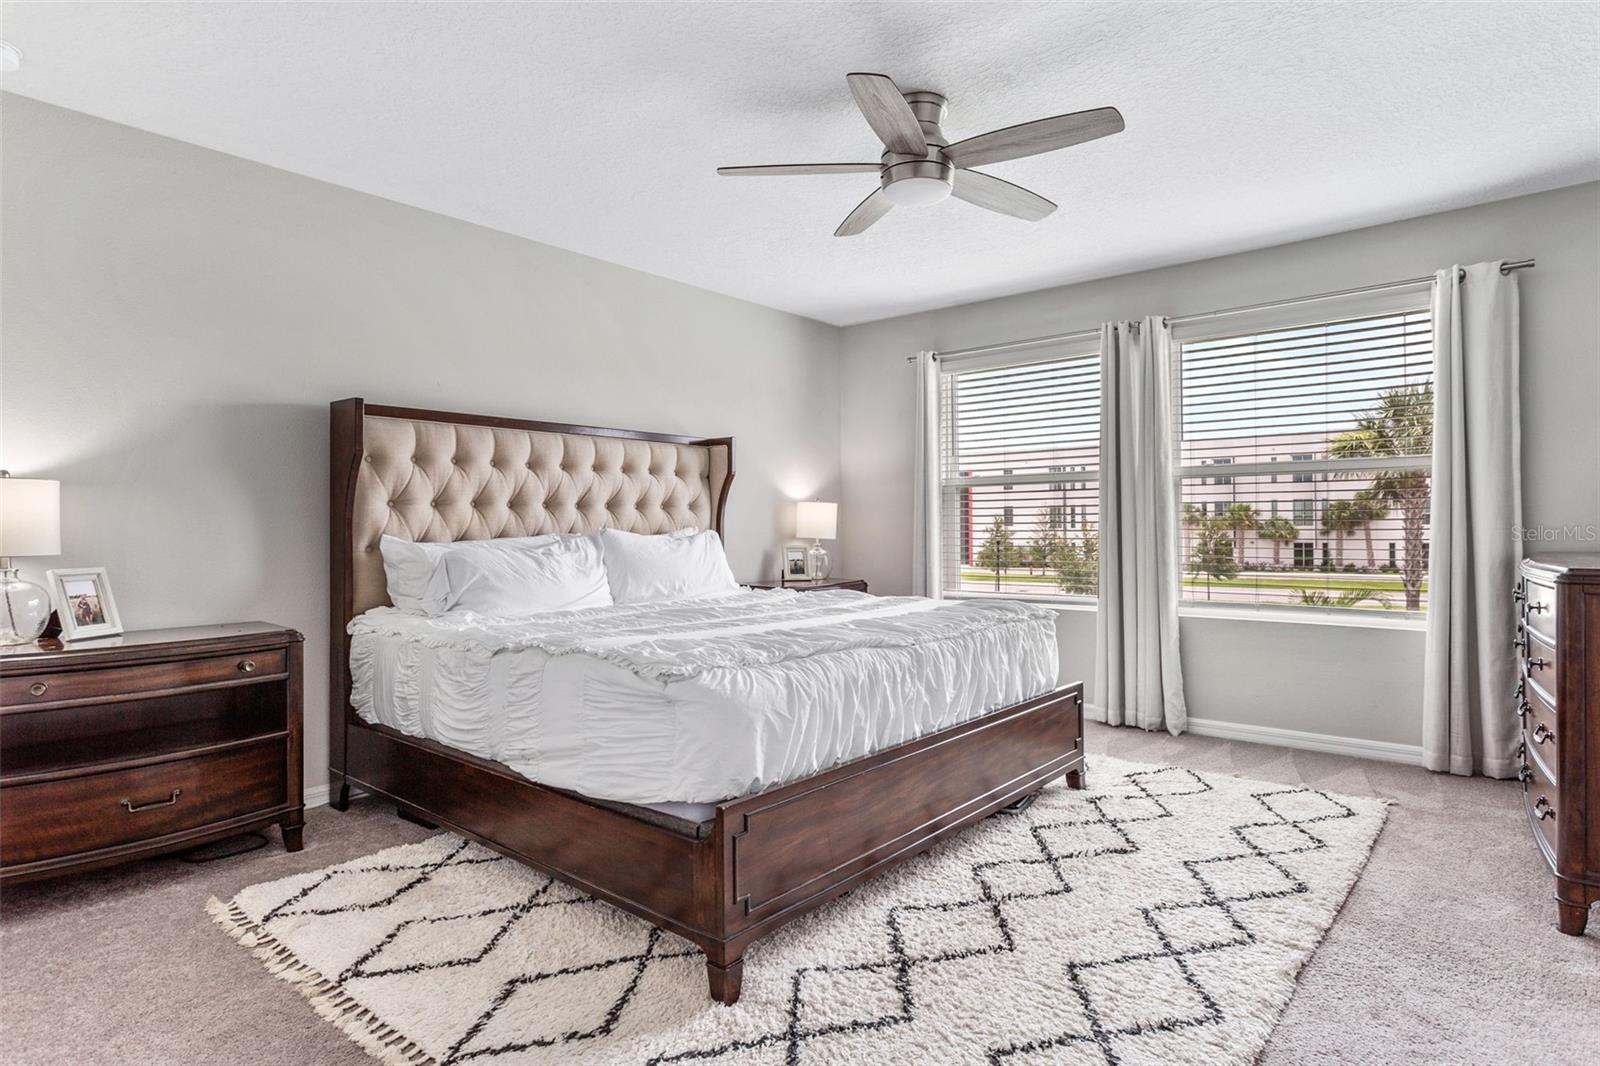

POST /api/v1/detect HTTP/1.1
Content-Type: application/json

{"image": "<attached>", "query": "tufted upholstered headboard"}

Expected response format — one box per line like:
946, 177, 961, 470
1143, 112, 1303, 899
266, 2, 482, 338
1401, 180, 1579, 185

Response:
327, 399, 734, 769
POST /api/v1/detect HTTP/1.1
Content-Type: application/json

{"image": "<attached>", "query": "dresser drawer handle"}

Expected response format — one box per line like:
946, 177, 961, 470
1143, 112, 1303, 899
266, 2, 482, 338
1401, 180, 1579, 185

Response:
238, 659, 257, 673
28, 681, 48, 697
1528, 657, 1549, 672
1513, 584, 1525, 603
1533, 723, 1556, 745
121, 788, 183, 813
1526, 601, 1548, 614
1533, 796, 1555, 822
1515, 699, 1530, 719
1518, 764, 1533, 783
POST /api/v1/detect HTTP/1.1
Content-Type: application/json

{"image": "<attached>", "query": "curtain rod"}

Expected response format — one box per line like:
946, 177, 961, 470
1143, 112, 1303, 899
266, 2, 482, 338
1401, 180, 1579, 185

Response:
1168, 258, 1535, 328
907, 259, 1534, 362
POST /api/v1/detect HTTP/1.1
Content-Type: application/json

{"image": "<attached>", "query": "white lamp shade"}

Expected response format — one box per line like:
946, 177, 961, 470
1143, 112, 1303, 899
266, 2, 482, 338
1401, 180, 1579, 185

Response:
0, 477, 61, 557
795, 500, 837, 541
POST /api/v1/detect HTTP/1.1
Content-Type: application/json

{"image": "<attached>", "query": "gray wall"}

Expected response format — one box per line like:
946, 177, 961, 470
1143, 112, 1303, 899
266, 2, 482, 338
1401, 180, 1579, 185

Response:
840, 182, 1600, 748
0, 95, 843, 797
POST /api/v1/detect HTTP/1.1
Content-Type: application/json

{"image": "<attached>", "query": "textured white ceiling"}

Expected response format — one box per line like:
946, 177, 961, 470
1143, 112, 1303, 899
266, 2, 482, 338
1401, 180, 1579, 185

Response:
2, 2, 1596, 325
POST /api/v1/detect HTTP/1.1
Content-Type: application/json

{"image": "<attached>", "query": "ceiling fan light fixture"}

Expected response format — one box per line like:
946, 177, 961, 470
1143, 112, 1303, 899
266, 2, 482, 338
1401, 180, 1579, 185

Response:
880, 159, 953, 206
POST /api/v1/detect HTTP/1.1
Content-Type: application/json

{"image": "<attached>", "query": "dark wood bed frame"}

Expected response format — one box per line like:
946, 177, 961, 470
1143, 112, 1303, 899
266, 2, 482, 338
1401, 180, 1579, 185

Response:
327, 398, 1085, 1004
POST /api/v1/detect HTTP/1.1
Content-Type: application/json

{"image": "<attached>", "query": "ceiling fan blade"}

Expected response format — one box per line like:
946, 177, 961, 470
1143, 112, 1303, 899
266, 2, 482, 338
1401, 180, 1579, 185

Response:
717, 163, 880, 176
951, 169, 1057, 222
834, 188, 892, 237
945, 106, 1124, 169
846, 73, 928, 155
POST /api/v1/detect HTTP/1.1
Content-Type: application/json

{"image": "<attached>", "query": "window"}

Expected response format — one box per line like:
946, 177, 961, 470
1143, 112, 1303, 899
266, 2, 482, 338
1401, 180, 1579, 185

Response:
936, 335, 1101, 600
1174, 297, 1433, 614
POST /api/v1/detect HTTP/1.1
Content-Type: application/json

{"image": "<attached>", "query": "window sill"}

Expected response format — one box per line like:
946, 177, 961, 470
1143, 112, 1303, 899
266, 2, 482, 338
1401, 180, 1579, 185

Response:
941, 592, 1426, 629
943, 591, 1097, 613
1177, 603, 1428, 631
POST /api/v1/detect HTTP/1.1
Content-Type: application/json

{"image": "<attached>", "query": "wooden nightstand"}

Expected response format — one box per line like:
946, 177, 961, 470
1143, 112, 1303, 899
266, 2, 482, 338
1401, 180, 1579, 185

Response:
0, 622, 304, 884
747, 578, 869, 593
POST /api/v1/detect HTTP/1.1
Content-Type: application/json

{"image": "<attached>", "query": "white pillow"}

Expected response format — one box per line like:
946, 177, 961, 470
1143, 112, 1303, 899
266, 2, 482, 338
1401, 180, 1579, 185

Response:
599, 527, 738, 604
379, 536, 451, 612
438, 535, 612, 616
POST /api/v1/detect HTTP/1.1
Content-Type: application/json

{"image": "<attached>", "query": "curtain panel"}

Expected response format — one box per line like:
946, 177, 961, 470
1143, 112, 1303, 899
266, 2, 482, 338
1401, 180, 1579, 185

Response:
910, 350, 940, 598
1095, 317, 1187, 734
1423, 262, 1522, 777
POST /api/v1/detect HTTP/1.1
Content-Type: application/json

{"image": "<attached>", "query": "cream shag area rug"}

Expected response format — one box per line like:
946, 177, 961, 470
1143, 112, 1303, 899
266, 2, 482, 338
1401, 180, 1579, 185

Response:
211, 757, 1387, 1066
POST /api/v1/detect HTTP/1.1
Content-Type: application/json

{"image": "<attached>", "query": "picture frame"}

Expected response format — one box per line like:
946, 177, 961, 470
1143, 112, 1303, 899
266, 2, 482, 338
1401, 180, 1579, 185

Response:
45, 567, 124, 641
781, 540, 812, 583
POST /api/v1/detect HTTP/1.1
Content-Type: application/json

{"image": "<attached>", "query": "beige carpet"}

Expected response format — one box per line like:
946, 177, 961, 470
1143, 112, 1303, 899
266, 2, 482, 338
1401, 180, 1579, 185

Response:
2, 724, 1596, 1065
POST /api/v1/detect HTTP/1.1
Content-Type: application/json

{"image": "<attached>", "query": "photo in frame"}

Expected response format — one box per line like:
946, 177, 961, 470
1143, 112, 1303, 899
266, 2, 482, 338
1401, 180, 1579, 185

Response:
781, 540, 812, 583
46, 567, 124, 641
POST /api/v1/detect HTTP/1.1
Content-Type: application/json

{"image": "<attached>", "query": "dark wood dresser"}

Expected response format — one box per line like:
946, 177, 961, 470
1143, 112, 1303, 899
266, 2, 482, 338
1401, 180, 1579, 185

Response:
0, 622, 304, 884
1515, 555, 1599, 935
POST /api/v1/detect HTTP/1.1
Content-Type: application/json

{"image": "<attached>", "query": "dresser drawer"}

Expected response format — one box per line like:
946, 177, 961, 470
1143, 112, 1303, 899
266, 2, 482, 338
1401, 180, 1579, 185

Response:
0, 740, 287, 866
1522, 577, 1558, 643
1, 649, 286, 710
1522, 626, 1559, 702
1521, 681, 1559, 774
1523, 751, 1560, 866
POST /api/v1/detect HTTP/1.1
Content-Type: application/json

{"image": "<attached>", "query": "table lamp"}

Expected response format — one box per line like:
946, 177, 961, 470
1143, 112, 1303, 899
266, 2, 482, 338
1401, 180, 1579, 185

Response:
795, 500, 837, 580
0, 471, 61, 645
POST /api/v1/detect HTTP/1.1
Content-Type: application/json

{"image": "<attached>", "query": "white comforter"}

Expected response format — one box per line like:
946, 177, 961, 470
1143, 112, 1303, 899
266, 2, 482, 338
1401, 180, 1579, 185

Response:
349, 588, 1058, 807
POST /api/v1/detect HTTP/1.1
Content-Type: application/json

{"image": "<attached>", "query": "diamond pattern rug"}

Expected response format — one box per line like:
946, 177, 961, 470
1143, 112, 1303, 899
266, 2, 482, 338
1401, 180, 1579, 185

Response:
210, 756, 1388, 1065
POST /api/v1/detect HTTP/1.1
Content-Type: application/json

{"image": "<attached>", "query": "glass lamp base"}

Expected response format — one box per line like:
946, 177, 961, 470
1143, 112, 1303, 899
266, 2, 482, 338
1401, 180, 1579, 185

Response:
807, 542, 832, 581
0, 569, 52, 645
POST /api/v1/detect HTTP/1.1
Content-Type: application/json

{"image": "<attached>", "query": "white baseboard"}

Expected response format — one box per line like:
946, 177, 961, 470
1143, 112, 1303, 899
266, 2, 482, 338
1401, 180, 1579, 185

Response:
305, 783, 336, 810
1184, 717, 1424, 766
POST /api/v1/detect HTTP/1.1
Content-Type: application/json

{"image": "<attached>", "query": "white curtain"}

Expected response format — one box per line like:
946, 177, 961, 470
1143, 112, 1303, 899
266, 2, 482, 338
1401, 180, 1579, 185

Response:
910, 351, 941, 598
1423, 262, 1522, 777
1095, 318, 1187, 734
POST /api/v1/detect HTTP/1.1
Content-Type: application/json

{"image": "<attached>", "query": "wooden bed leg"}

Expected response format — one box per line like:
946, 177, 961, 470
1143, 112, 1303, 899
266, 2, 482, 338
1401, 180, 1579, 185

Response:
706, 953, 744, 1006
329, 777, 351, 812
1065, 765, 1085, 790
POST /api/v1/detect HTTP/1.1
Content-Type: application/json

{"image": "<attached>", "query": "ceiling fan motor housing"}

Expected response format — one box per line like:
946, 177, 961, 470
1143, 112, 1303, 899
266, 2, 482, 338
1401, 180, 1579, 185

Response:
880, 91, 953, 205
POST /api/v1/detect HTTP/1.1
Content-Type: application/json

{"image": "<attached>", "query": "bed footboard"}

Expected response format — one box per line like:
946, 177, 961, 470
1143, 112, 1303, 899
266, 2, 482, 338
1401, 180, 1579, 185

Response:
702, 683, 1085, 1002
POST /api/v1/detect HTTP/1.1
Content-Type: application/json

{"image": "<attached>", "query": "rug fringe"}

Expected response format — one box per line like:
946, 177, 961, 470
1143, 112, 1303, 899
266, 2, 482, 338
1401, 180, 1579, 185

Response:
206, 897, 438, 1066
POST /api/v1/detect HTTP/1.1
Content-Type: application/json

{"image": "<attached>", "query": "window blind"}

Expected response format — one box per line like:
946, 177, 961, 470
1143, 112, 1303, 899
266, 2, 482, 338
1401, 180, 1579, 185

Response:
936, 337, 1101, 600
1174, 306, 1433, 614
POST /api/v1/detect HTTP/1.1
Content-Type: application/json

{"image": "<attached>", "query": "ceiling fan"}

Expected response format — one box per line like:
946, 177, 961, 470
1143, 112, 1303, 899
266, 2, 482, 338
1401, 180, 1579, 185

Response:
717, 72, 1124, 236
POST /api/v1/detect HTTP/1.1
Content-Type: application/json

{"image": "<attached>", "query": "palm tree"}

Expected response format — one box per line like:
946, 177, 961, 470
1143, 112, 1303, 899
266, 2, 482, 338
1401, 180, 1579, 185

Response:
1331, 383, 1432, 610
1257, 517, 1299, 567
1320, 500, 1361, 568
1350, 490, 1389, 569
1298, 588, 1389, 609
1221, 503, 1259, 568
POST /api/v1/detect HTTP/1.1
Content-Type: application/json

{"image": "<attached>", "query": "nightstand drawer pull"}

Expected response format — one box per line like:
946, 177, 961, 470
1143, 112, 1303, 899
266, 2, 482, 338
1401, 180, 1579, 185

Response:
238, 659, 257, 673
1533, 722, 1556, 745
1528, 657, 1550, 671
1533, 796, 1555, 822
121, 789, 182, 813
28, 681, 48, 697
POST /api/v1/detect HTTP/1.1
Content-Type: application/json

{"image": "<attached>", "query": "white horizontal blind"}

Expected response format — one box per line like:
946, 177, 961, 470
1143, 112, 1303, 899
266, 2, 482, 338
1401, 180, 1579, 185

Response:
1174, 303, 1433, 615
937, 338, 1101, 601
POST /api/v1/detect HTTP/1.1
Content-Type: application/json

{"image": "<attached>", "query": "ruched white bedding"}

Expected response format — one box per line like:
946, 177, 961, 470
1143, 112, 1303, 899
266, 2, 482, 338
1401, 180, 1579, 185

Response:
348, 588, 1059, 811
